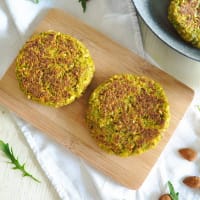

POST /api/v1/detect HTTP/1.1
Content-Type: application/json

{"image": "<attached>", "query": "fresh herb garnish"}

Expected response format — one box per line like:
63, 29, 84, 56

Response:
32, 0, 89, 12
168, 181, 179, 200
78, 0, 88, 12
0, 140, 40, 183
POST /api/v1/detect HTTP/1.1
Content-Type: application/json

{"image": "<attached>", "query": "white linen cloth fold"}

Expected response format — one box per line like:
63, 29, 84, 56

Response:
1, 0, 200, 199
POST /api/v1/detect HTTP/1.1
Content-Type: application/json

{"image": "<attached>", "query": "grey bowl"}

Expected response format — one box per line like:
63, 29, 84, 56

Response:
132, 0, 200, 61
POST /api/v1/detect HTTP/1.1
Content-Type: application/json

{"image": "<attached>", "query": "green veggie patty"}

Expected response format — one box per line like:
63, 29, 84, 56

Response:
16, 30, 95, 107
168, 0, 200, 48
86, 74, 170, 157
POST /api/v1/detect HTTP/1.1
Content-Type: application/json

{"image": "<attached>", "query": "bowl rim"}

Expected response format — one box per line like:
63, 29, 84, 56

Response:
132, 0, 200, 62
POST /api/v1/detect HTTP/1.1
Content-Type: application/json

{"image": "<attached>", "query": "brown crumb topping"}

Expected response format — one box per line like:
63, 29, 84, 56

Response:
16, 30, 95, 107
86, 74, 170, 156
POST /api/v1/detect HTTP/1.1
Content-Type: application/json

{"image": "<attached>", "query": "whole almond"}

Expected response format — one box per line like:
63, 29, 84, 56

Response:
159, 194, 172, 200
183, 176, 200, 188
178, 148, 197, 161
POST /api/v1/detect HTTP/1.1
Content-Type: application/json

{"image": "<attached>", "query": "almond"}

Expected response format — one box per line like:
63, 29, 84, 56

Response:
159, 194, 172, 200
183, 176, 200, 188
178, 148, 197, 161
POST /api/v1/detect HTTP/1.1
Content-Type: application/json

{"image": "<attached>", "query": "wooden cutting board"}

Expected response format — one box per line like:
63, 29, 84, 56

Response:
0, 8, 194, 189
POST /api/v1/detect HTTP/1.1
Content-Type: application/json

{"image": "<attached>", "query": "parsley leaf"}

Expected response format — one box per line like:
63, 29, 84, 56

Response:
0, 140, 40, 183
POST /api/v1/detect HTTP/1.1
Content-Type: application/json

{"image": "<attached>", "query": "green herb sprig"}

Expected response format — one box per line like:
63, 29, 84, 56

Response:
168, 181, 179, 200
78, 0, 88, 12
0, 140, 40, 183
33, 0, 39, 3
32, 0, 89, 12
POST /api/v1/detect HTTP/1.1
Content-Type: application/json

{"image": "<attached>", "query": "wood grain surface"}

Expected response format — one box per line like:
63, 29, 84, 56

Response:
0, 8, 194, 189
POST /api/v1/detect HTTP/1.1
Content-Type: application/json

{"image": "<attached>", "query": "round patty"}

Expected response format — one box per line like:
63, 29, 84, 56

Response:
16, 30, 95, 107
86, 74, 170, 157
168, 0, 200, 48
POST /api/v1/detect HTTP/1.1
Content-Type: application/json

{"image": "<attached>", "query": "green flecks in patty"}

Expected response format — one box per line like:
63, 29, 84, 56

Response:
168, 0, 200, 48
86, 74, 170, 157
16, 30, 95, 107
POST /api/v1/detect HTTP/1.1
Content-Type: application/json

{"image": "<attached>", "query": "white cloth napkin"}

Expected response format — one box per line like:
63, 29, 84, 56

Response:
1, 0, 200, 199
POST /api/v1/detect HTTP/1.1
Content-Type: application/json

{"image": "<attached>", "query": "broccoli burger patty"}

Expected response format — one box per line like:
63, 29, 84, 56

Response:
16, 30, 95, 107
168, 0, 200, 48
86, 74, 170, 157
